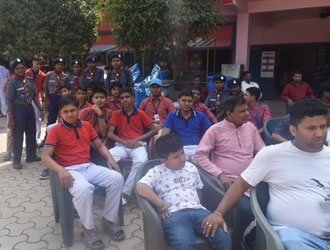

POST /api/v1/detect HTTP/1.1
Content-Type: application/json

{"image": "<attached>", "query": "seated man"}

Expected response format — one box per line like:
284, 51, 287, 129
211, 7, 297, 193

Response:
162, 89, 212, 163
192, 85, 217, 124
202, 98, 330, 250
227, 78, 243, 97
107, 87, 159, 203
42, 96, 125, 249
106, 82, 122, 112
204, 74, 229, 117
272, 114, 294, 143
195, 95, 265, 248
245, 87, 271, 134
137, 133, 231, 250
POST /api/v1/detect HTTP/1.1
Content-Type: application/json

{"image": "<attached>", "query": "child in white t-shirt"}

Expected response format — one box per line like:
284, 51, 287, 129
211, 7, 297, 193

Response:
137, 133, 231, 250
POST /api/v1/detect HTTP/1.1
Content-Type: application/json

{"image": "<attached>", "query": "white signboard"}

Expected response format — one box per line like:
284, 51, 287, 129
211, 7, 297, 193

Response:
260, 51, 275, 78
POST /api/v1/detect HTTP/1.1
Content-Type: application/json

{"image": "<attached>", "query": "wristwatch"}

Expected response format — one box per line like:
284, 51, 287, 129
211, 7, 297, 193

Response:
98, 114, 105, 118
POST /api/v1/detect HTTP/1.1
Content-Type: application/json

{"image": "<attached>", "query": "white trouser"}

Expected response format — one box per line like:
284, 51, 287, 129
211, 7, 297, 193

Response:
32, 99, 41, 139
0, 90, 6, 116
67, 163, 124, 230
110, 141, 148, 196
184, 145, 198, 164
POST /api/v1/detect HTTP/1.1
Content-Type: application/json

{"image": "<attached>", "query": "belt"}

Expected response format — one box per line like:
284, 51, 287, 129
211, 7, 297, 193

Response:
14, 103, 32, 107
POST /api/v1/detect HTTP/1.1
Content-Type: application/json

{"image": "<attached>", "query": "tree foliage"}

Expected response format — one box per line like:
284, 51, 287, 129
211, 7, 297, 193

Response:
0, 0, 103, 58
107, 0, 224, 68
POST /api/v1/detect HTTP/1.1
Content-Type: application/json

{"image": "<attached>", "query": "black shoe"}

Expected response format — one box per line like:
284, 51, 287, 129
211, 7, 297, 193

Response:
13, 163, 23, 170
26, 156, 41, 163
39, 169, 49, 179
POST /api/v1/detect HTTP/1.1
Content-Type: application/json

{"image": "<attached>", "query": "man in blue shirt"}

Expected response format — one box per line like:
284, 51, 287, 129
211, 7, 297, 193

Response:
161, 89, 212, 163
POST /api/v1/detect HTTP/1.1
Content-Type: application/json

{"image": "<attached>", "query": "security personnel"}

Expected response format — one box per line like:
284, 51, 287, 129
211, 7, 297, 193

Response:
66, 59, 84, 93
83, 54, 104, 88
6, 58, 44, 169
106, 53, 133, 89
44, 58, 68, 126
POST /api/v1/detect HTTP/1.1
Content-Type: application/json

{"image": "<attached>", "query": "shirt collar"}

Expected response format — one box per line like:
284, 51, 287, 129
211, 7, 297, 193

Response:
176, 110, 196, 117
62, 119, 82, 130
121, 107, 138, 115
151, 95, 163, 101
223, 118, 241, 129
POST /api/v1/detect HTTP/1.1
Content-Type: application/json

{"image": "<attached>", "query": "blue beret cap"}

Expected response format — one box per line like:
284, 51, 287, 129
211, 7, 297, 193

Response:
110, 53, 122, 61
227, 78, 242, 87
52, 58, 64, 66
213, 74, 227, 82
85, 54, 97, 62
71, 59, 82, 66
11, 58, 25, 71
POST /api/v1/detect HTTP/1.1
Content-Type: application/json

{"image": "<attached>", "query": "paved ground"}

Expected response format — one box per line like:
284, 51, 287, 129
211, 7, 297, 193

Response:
0, 100, 287, 250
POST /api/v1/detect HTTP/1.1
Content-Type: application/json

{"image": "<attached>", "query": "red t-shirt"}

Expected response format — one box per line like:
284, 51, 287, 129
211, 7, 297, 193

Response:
79, 100, 93, 111
25, 68, 46, 98
282, 82, 315, 102
108, 108, 154, 140
45, 120, 99, 167
79, 107, 112, 138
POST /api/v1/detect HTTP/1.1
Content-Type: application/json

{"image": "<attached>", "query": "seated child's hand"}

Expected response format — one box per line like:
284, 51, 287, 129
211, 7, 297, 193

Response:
157, 203, 171, 220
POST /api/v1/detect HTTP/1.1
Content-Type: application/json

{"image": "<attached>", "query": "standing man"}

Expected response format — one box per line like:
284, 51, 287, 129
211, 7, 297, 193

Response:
6, 58, 44, 169
108, 87, 159, 203
25, 55, 46, 141
66, 59, 84, 94
106, 53, 133, 89
241, 71, 260, 94
282, 70, 315, 106
44, 58, 68, 127
162, 89, 212, 163
0, 60, 10, 117
195, 95, 265, 248
201, 98, 330, 250
83, 54, 104, 88
139, 78, 175, 126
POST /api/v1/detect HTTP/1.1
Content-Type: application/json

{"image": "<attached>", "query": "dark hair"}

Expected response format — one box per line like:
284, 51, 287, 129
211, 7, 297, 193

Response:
178, 89, 194, 99
59, 96, 78, 110
155, 133, 184, 159
120, 87, 134, 96
194, 74, 201, 80
191, 85, 201, 92
319, 81, 330, 98
77, 86, 87, 93
292, 70, 302, 76
223, 96, 246, 117
92, 87, 107, 99
246, 87, 261, 101
290, 98, 328, 127
242, 71, 251, 77
59, 84, 71, 91
32, 55, 41, 62
110, 82, 123, 92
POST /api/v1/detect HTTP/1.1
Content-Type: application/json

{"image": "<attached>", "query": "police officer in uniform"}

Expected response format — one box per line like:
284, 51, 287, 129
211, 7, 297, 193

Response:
66, 59, 84, 93
106, 53, 133, 89
83, 54, 104, 88
44, 58, 68, 126
6, 58, 44, 169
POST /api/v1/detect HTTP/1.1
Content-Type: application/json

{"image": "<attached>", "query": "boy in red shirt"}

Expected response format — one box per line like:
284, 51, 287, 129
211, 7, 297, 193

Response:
26, 55, 46, 141
192, 86, 217, 124
106, 82, 122, 111
108, 87, 159, 202
76, 86, 92, 111
282, 70, 315, 106
42, 96, 125, 248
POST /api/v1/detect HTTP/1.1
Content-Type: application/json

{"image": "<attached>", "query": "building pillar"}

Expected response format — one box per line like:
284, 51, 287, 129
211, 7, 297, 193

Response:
235, 12, 250, 70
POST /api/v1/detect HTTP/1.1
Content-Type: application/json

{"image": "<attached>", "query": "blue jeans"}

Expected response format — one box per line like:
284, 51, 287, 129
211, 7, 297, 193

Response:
12, 105, 36, 164
236, 195, 255, 240
47, 95, 61, 126
161, 208, 232, 250
277, 228, 330, 250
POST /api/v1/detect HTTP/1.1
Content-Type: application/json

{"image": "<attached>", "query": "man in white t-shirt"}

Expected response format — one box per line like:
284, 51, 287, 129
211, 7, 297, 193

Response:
241, 71, 260, 94
200, 98, 330, 250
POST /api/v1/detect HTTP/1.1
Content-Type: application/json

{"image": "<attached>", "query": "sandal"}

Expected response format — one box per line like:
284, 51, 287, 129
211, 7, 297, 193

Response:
80, 232, 105, 250
103, 223, 125, 242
